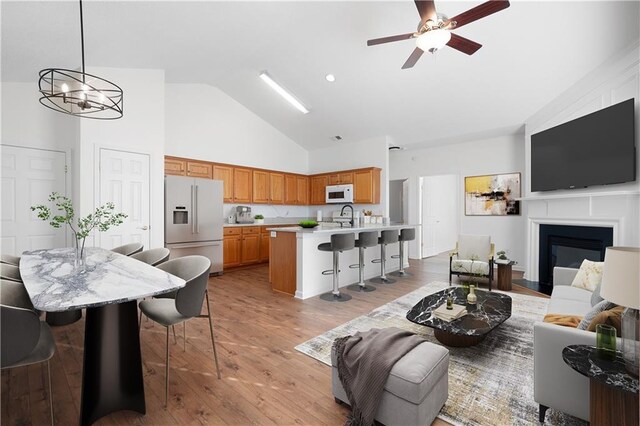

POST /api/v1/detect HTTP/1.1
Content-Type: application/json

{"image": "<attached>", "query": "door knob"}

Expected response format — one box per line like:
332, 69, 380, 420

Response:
138, 225, 149, 230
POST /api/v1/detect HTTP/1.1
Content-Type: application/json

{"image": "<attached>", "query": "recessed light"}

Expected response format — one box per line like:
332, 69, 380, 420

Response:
259, 71, 310, 114
325, 74, 336, 82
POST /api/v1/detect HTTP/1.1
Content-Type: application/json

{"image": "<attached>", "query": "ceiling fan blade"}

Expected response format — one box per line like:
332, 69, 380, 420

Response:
367, 33, 415, 46
446, 33, 482, 55
402, 47, 424, 69
414, 0, 437, 26
450, 0, 510, 29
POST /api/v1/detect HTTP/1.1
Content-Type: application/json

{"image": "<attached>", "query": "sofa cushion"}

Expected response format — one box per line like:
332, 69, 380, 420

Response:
570, 260, 604, 292
331, 341, 449, 405
547, 297, 592, 317
551, 286, 592, 305
577, 300, 616, 330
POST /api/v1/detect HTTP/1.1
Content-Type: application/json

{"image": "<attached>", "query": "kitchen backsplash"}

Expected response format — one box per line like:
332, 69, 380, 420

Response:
223, 203, 384, 222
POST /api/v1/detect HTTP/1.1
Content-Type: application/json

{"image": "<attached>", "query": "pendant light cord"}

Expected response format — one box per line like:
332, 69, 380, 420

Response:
79, 0, 86, 81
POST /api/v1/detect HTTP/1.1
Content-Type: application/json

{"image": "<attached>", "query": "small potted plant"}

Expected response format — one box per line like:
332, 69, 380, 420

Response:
495, 250, 512, 264
254, 214, 265, 224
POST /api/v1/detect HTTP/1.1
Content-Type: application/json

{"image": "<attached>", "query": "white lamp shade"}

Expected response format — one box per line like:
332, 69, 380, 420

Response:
599, 247, 640, 309
415, 29, 452, 52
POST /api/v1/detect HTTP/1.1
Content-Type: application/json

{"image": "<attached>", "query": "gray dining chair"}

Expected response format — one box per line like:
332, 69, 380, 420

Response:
130, 248, 171, 267
0, 263, 22, 282
1, 254, 20, 266
138, 255, 221, 407
1, 280, 56, 425
111, 242, 144, 256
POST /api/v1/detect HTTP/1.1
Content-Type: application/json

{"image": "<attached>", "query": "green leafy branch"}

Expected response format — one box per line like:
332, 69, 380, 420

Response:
31, 192, 128, 256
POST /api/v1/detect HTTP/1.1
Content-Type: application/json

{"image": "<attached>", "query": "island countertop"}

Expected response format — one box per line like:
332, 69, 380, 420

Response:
267, 223, 419, 235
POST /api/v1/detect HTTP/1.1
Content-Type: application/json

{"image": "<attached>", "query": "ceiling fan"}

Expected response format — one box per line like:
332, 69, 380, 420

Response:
367, 0, 510, 69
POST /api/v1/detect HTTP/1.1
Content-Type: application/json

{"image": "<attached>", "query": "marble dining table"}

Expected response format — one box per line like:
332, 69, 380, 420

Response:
19, 247, 185, 425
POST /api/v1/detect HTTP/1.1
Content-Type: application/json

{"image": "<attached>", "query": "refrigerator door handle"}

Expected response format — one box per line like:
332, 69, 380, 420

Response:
195, 185, 199, 234
191, 185, 195, 234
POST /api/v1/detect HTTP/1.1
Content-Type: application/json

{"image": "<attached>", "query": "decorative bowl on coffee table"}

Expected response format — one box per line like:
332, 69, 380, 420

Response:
406, 287, 512, 347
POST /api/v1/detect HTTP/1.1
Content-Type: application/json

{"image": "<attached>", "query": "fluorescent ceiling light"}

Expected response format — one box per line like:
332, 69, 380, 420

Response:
259, 71, 310, 114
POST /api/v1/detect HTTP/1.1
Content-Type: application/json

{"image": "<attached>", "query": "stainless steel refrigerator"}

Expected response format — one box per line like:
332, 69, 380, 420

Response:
165, 176, 223, 274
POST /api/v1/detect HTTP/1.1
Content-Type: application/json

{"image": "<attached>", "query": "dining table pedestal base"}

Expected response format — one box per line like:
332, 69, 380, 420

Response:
80, 300, 146, 425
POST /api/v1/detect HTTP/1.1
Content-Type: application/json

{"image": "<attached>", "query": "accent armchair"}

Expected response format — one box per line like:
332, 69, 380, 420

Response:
449, 234, 495, 291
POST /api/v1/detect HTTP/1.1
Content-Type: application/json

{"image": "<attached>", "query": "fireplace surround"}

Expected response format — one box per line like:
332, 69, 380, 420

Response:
538, 224, 613, 286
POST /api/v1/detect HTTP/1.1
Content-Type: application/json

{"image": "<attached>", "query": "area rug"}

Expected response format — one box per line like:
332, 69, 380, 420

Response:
295, 281, 585, 426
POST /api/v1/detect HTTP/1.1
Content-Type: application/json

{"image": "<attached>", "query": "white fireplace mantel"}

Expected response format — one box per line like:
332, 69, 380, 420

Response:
526, 217, 621, 282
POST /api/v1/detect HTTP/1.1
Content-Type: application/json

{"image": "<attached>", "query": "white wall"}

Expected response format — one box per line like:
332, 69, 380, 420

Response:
522, 41, 640, 280
308, 135, 389, 219
389, 133, 526, 266
1, 82, 80, 246
79, 67, 166, 248
165, 84, 309, 174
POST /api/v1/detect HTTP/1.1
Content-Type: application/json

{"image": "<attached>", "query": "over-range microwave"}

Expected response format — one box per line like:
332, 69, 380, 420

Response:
326, 184, 354, 204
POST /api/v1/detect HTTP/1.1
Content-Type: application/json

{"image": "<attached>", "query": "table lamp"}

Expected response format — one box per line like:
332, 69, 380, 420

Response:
599, 246, 640, 375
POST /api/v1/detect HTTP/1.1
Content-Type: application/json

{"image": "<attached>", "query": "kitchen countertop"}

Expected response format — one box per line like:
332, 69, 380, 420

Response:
267, 223, 419, 235
224, 221, 302, 227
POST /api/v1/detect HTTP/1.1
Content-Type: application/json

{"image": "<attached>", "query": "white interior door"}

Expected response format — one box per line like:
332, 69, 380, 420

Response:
1, 145, 67, 255
98, 148, 150, 250
421, 174, 458, 258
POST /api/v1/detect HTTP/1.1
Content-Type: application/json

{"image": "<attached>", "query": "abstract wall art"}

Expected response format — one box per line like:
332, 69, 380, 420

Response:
465, 173, 521, 216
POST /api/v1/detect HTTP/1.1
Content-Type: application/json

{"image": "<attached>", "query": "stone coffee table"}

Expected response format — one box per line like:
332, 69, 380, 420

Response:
406, 287, 512, 347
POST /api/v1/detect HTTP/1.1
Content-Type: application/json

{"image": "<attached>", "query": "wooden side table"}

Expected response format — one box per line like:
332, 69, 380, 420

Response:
496, 261, 514, 291
562, 345, 639, 426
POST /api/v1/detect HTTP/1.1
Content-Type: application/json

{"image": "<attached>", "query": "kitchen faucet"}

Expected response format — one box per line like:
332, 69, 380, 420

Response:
340, 204, 354, 227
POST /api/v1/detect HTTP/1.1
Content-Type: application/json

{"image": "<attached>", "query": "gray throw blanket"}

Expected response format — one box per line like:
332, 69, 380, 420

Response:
333, 327, 426, 426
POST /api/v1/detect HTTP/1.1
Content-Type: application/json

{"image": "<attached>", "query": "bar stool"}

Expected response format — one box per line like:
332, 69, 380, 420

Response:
347, 231, 378, 293
318, 233, 355, 302
391, 228, 416, 277
370, 230, 399, 285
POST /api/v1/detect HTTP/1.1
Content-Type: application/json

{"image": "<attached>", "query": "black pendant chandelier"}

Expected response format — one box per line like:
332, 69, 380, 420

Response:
38, 0, 123, 119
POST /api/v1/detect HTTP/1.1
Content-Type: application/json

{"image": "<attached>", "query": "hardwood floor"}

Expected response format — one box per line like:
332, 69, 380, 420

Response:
1, 254, 546, 425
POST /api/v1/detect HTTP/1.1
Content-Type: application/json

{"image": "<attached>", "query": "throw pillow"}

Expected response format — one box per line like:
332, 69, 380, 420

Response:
577, 300, 616, 330
591, 283, 604, 307
587, 306, 624, 335
571, 259, 604, 292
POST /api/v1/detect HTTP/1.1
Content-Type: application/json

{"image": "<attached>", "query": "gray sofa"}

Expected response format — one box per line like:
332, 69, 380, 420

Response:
533, 266, 620, 422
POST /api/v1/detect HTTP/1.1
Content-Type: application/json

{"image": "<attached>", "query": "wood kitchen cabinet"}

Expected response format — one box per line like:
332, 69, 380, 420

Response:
164, 158, 186, 176
269, 173, 285, 204
259, 228, 270, 262
213, 165, 234, 203
284, 174, 308, 205
310, 175, 328, 205
241, 229, 261, 264
186, 161, 213, 179
284, 174, 297, 205
296, 176, 308, 205
223, 228, 242, 268
328, 172, 353, 185
233, 167, 253, 203
354, 168, 381, 204
252, 170, 270, 204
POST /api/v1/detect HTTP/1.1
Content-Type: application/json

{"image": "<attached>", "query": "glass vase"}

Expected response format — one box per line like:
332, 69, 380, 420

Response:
596, 324, 617, 361
74, 242, 86, 272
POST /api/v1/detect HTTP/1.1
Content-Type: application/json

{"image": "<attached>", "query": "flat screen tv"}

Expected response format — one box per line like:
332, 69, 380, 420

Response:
531, 98, 636, 192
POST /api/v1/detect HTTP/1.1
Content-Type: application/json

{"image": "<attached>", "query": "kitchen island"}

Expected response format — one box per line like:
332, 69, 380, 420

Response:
268, 223, 419, 299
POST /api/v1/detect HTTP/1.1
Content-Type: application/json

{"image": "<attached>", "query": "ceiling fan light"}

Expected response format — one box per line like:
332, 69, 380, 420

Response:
416, 29, 452, 52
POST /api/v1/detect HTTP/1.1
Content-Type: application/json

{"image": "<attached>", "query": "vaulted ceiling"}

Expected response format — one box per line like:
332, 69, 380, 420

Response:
2, 1, 638, 150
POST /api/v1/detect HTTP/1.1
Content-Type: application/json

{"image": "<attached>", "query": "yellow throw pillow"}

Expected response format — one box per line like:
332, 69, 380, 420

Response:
570, 259, 604, 292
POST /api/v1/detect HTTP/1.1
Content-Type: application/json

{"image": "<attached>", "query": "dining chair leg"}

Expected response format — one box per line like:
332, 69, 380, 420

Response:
172, 325, 177, 344
47, 360, 54, 426
165, 327, 170, 409
183, 322, 186, 352
138, 310, 143, 332
205, 290, 221, 379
